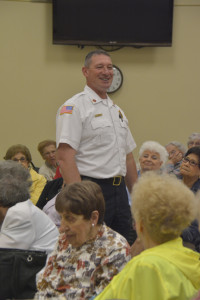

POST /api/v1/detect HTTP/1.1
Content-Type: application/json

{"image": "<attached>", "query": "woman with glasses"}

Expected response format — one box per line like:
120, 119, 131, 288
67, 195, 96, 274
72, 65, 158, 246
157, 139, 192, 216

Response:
180, 146, 200, 193
4, 144, 46, 205
179, 146, 200, 252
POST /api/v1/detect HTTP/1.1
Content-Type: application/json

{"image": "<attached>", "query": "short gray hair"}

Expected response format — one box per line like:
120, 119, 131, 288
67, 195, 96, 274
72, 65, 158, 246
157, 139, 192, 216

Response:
188, 133, 200, 143
139, 141, 168, 165
0, 160, 32, 208
84, 50, 111, 68
165, 141, 187, 155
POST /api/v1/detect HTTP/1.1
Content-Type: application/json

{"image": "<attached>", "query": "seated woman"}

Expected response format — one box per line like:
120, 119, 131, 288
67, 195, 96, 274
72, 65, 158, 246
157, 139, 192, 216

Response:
0, 160, 59, 299
138, 141, 168, 176
0, 160, 58, 252
35, 181, 131, 299
179, 146, 200, 251
179, 146, 200, 193
37, 140, 57, 181
95, 172, 200, 300
165, 141, 186, 175
4, 144, 46, 205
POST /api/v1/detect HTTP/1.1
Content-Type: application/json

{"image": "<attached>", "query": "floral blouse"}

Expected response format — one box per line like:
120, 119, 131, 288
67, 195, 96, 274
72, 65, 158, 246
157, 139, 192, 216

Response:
35, 224, 130, 299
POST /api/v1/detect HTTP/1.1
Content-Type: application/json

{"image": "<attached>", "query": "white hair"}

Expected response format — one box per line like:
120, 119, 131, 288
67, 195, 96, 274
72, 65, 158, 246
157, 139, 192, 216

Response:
139, 141, 168, 165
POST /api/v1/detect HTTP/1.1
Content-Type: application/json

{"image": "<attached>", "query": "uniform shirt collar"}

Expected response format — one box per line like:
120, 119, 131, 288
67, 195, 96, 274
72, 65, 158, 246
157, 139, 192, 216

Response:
84, 85, 113, 106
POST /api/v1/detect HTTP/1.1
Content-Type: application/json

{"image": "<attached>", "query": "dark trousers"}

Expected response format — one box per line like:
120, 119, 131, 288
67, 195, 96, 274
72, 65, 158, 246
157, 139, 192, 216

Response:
81, 176, 133, 244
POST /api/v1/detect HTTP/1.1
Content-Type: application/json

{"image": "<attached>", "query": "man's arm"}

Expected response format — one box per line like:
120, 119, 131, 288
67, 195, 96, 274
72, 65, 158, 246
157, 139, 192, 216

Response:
125, 152, 138, 193
56, 143, 81, 184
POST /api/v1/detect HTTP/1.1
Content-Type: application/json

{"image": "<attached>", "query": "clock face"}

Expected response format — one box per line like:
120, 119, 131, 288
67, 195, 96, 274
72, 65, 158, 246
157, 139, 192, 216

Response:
107, 65, 123, 94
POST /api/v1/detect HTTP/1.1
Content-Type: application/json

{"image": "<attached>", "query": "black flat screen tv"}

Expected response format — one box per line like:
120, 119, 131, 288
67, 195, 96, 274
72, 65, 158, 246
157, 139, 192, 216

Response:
53, 0, 174, 47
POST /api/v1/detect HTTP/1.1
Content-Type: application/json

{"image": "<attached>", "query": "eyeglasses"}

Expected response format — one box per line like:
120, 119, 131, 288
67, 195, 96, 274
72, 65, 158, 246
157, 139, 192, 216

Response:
182, 157, 199, 167
12, 157, 27, 163
188, 141, 200, 147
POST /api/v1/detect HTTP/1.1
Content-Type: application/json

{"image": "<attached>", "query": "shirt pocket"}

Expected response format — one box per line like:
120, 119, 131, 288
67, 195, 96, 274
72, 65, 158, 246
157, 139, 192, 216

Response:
91, 118, 112, 130
89, 118, 114, 146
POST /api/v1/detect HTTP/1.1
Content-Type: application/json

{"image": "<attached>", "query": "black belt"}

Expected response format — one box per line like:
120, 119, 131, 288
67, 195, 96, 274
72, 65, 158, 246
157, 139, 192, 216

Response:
81, 175, 124, 186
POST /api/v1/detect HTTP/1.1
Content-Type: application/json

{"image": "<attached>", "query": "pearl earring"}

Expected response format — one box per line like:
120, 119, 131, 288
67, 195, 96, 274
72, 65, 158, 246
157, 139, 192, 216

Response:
92, 223, 95, 227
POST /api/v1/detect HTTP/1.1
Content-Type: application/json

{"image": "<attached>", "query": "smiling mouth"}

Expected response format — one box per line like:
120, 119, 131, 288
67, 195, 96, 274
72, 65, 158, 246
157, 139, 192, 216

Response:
100, 77, 110, 82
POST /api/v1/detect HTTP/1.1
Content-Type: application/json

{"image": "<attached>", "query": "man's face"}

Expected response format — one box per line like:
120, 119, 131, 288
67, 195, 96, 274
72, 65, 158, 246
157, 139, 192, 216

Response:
82, 54, 113, 98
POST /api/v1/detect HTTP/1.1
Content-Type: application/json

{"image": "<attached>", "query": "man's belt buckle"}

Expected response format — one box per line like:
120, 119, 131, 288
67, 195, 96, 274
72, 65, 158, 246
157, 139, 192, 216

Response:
113, 176, 122, 186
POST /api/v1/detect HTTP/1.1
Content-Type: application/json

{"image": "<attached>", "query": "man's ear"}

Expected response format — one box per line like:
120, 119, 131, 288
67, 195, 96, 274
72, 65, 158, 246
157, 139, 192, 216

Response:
82, 66, 89, 78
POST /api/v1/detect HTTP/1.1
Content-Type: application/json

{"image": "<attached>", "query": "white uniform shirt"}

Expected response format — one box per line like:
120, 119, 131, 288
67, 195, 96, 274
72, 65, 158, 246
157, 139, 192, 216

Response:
56, 86, 136, 178
0, 200, 59, 253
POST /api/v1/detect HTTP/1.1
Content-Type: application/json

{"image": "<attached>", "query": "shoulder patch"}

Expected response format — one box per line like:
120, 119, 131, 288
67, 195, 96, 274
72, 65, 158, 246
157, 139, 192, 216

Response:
60, 105, 74, 115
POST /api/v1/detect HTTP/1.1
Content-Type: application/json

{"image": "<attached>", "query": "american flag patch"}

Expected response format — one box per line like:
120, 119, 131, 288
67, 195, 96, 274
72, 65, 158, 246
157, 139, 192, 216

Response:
60, 105, 74, 115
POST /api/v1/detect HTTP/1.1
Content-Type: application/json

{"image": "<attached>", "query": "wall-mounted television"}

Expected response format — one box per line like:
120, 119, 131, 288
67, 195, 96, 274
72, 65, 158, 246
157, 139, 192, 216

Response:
53, 0, 174, 47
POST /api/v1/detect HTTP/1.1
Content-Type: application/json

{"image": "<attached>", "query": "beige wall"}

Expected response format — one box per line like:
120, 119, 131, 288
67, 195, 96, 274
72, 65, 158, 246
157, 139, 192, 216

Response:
0, 0, 200, 166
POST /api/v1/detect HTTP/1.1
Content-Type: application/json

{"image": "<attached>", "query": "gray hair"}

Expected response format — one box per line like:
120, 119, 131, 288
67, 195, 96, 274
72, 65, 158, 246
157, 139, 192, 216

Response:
188, 133, 200, 143
0, 160, 32, 208
165, 141, 187, 155
139, 141, 168, 165
84, 50, 111, 68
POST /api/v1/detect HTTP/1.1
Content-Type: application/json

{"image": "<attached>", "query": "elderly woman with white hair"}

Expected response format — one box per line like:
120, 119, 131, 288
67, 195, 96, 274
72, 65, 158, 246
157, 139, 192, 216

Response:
138, 141, 168, 176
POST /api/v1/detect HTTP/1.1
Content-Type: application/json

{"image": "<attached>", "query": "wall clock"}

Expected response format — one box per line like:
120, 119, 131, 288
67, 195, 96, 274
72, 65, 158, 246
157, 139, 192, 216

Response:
107, 65, 123, 93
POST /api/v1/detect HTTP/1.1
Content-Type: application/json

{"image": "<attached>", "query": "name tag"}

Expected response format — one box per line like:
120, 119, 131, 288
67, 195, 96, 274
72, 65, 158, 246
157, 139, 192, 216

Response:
95, 114, 102, 118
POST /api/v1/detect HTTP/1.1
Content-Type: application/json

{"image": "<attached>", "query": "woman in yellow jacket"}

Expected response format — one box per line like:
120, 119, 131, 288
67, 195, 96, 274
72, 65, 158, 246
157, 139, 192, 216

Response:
4, 144, 46, 205
95, 172, 200, 300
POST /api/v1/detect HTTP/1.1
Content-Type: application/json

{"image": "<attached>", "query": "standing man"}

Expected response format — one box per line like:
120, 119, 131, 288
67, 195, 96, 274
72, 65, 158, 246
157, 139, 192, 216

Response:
56, 50, 137, 242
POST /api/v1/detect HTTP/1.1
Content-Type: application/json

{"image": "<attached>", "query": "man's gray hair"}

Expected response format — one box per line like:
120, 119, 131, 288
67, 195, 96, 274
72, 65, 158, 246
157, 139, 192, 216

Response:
84, 50, 111, 68
0, 160, 32, 208
165, 141, 187, 155
139, 141, 168, 165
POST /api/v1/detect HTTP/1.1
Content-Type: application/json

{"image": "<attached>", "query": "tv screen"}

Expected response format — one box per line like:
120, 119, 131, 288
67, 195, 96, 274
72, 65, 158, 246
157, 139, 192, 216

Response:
53, 0, 174, 47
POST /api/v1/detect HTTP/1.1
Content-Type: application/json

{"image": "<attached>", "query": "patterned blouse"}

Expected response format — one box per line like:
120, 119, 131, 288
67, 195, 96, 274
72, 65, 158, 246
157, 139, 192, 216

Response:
35, 224, 130, 299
